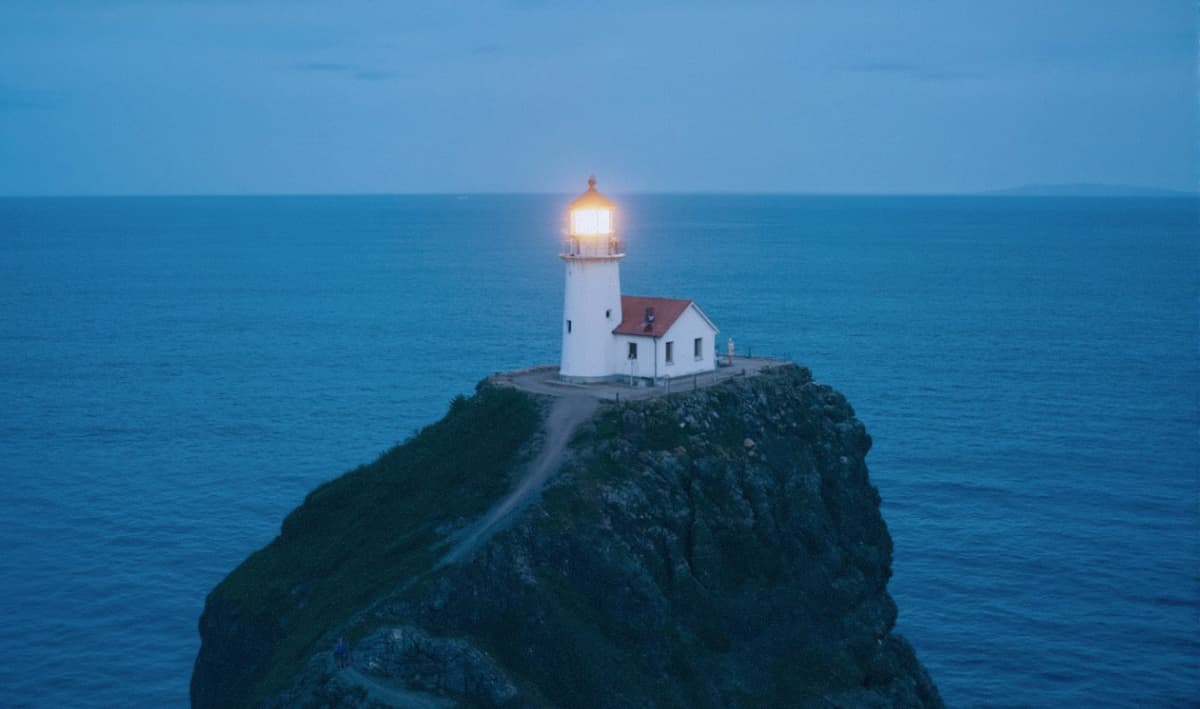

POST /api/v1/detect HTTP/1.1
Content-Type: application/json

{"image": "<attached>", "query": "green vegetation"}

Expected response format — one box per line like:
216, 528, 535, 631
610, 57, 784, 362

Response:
210, 384, 540, 707
579, 398, 688, 451
641, 404, 689, 450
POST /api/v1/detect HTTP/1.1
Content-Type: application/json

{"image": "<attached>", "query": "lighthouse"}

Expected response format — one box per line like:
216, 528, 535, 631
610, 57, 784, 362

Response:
559, 177, 720, 384
560, 177, 624, 382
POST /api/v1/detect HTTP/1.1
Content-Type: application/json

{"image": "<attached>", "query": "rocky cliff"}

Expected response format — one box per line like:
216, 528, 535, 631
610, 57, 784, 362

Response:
191, 364, 941, 708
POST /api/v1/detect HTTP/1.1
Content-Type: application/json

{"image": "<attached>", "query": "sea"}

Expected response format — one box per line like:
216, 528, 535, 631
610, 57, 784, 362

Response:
0, 195, 1195, 707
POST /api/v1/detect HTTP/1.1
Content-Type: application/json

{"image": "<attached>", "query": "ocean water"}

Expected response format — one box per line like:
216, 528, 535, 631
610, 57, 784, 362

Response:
0, 194, 1195, 707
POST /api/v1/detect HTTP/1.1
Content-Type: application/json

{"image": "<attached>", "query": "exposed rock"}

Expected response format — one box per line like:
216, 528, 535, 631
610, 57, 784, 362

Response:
192, 364, 941, 708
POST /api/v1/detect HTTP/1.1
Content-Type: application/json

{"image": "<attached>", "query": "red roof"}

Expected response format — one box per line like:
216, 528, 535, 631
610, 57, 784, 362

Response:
613, 296, 693, 337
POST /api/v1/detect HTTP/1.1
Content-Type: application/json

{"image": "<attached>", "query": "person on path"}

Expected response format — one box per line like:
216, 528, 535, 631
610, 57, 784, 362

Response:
334, 638, 349, 669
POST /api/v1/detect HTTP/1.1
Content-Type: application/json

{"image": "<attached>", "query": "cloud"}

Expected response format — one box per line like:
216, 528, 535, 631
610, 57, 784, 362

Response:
293, 62, 353, 73
351, 68, 393, 81
842, 62, 980, 82
290, 61, 394, 81
470, 43, 504, 56
850, 62, 918, 74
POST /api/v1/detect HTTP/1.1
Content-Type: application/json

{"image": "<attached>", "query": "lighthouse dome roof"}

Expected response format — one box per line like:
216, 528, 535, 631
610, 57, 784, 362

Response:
569, 177, 616, 211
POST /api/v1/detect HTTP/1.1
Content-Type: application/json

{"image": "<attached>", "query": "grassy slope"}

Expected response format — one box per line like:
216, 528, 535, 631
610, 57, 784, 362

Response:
208, 384, 541, 706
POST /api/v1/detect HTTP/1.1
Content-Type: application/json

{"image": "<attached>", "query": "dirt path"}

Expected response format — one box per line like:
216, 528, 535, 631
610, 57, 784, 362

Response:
338, 667, 453, 709
438, 394, 597, 566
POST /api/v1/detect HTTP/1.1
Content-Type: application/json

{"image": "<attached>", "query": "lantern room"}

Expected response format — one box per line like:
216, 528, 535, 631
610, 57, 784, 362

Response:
564, 177, 623, 259
569, 176, 616, 236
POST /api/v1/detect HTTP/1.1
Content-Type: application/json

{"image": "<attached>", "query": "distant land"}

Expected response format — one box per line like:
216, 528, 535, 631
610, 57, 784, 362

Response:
981, 183, 1195, 197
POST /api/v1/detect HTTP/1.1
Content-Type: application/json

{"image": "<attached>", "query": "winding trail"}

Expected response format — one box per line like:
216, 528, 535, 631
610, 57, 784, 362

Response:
438, 394, 598, 566
338, 667, 453, 709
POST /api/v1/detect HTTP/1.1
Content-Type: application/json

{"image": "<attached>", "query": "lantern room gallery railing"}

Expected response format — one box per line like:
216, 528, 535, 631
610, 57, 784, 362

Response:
561, 236, 625, 258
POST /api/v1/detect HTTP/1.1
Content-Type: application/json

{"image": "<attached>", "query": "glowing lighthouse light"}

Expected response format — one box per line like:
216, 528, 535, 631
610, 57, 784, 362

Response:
570, 206, 612, 236
564, 177, 622, 260
568, 177, 616, 236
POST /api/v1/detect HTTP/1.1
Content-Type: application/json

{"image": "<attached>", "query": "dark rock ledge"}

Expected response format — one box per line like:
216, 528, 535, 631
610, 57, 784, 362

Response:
192, 364, 942, 708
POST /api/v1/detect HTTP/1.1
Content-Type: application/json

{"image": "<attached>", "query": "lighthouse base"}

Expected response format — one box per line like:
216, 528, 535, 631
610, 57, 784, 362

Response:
558, 371, 661, 387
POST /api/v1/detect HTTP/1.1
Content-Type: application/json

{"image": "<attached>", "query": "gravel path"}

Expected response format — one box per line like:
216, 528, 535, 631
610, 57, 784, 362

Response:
337, 667, 454, 709
437, 394, 598, 566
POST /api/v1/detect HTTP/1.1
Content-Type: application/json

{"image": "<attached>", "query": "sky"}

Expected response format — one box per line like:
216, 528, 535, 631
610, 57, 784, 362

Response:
0, 1, 1194, 195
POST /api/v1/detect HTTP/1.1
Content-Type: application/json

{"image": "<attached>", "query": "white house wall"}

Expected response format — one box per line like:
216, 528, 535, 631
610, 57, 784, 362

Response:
613, 335, 654, 382
611, 305, 717, 382
655, 305, 718, 379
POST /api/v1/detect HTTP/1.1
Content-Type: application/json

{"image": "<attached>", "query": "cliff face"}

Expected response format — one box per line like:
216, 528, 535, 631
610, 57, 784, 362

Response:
192, 365, 941, 708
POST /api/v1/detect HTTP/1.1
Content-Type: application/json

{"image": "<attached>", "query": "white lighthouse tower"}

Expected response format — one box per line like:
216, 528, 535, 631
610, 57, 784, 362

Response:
560, 177, 624, 382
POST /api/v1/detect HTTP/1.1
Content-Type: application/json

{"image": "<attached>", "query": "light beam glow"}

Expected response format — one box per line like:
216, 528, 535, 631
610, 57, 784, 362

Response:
570, 208, 613, 236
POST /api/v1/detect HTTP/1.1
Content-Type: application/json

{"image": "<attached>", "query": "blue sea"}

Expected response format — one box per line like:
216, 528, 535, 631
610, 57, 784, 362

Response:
0, 195, 1195, 707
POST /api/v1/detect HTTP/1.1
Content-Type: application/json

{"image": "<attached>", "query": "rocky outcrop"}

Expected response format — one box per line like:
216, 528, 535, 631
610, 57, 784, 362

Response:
192, 364, 941, 708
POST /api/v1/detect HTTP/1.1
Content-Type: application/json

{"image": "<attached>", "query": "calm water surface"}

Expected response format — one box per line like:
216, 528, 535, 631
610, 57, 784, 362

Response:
0, 195, 1195, 706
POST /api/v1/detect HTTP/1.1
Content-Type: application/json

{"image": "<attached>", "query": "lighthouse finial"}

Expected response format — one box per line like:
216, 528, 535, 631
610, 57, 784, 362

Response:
587, 175, 597, 190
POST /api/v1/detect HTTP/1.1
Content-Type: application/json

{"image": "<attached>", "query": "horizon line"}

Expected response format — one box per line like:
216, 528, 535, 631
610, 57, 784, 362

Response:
1, 188, 1195, 199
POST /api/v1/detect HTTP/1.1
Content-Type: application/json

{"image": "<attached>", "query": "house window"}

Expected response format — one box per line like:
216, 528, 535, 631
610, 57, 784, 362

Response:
665, 341, 674, 364
694, 337, 703, 360
627, 342, 638, 359
566, 320, 572, 333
